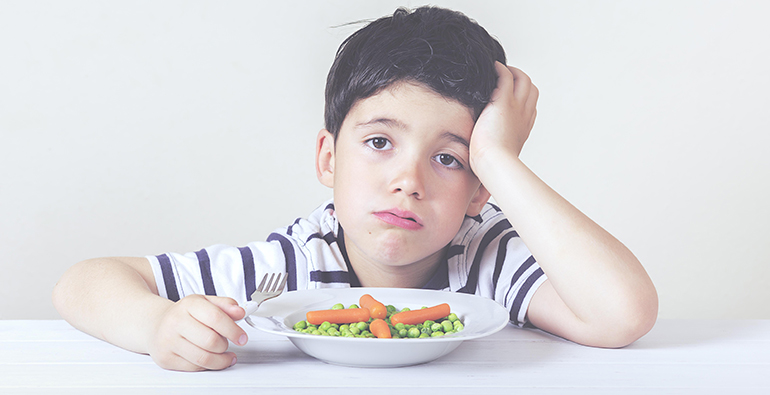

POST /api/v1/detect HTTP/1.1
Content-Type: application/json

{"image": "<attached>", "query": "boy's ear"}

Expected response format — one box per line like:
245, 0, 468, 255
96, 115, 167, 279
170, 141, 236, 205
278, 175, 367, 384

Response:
466, 184, 492, 217
315, 129, 335, 188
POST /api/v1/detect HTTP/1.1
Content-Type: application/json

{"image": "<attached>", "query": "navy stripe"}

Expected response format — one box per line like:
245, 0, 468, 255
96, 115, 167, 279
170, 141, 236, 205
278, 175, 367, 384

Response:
504, 255, 537, 303
267, 232, 297, 291
489, 202, 502, 212
305, 231, 337, 245
286, 218, 302, 236
156, 254, 180, 302
457, 219, 512, 294
195, 249, 217, 296
238, 246, 256, 301
465, 214, 483, 223
310, 270, 350, 283
509, 267, 544, 325
492, 230, 520, 292
325, 203, 335, 211
446, 245, 465, 260
322, 231, 337, 245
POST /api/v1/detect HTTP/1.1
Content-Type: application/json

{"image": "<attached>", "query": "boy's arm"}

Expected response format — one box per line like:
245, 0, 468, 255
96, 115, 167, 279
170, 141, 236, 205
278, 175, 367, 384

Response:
470, 63, 658, 347
52, 257, 248, 370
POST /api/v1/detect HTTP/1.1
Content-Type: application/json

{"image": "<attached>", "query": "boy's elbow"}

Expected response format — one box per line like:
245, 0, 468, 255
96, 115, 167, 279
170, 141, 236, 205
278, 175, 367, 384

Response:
598, 289, 659, 348
51, 261, 82, 319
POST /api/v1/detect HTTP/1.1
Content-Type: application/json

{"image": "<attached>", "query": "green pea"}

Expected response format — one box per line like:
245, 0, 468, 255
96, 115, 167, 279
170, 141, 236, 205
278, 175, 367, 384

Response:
419, 333, 430, 338
394, 323, 405, 331
431, 331, 444, 337
454, 323, 464, 332
349, 304, 359, 309
442, 320, 453, 332
424, 320, 435, 327
350, 326, 361, 335
431, 323, 442, 332
398, 328, 408, 337
356, 322, 368, 331
408, 327, 421, 338
293, 321, 307, 331
421, 326, 432, 335
311, 329, 321, 335
340, 324, 349, 331
331, 303, 345, 310
400, 307, 411, 312
447, 313, 459, 322
319, 321, 331, 331
327, 327, 339, 336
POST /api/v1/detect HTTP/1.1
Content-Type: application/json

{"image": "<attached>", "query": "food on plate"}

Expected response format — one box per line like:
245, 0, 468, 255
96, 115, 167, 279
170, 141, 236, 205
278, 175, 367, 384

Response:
294, 294, 465, 339
306, 307, 372, 325
369, 318, 391, 339
390, 303, 450, 326
359, 294, 388, 319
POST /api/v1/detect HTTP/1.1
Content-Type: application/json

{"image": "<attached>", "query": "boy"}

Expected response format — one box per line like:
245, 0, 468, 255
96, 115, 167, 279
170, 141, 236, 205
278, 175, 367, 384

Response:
53, 6, 658, 371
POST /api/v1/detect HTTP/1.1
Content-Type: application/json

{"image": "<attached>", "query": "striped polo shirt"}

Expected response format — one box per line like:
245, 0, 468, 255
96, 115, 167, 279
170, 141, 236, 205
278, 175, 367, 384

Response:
147, 200, 546, 327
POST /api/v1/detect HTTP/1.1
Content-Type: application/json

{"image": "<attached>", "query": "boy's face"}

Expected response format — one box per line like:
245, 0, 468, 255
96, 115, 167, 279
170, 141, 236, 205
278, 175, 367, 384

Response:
316, 82, 490, 274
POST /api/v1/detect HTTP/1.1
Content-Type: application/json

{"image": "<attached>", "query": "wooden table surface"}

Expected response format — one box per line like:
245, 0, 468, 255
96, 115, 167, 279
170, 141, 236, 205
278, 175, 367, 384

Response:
1, 319, 768, 394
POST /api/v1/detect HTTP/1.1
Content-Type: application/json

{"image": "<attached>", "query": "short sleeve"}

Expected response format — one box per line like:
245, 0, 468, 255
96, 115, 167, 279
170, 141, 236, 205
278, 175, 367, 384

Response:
146, 241, 292, 305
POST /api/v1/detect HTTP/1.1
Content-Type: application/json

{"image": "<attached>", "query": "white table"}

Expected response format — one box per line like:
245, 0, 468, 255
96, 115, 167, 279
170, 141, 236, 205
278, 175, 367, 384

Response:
1, 319, 768, 394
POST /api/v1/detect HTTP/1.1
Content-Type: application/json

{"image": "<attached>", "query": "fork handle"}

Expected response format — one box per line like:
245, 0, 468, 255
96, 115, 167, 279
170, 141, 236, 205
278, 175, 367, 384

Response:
241, 301, 260, 320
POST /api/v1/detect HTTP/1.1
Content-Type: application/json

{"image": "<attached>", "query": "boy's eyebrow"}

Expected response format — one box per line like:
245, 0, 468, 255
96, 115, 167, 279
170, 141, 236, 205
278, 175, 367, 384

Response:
441, 131, 470, 149
355, 117, 408, 130
355, 117, 470, 148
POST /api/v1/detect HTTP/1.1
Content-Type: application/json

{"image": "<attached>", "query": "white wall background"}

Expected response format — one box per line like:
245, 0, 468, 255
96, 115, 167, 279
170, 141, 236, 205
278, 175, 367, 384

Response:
2, 0, 768, 320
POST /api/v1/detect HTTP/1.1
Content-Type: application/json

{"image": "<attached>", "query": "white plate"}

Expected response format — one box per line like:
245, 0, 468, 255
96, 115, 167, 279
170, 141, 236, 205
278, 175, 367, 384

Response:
245, 287, 509, 368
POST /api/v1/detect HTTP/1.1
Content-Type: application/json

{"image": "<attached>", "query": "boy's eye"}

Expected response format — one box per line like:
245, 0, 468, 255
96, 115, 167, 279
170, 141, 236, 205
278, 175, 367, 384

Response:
434, 153, 462, 169
366, 137, 391, 150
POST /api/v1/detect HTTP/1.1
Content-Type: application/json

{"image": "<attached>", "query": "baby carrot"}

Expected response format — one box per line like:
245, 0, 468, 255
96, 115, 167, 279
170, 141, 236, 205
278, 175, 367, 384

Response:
359, 294, 387, 319
390, 303, 451, 326
369, 318, 391, 339
306, 308, 371, 325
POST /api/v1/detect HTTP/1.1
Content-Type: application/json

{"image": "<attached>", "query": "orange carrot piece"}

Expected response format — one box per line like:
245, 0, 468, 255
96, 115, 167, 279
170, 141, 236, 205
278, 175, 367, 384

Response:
359, 294, 387, 319
306, 308, 372, 325
390, 303, 451, 326
370, 318, 391, 339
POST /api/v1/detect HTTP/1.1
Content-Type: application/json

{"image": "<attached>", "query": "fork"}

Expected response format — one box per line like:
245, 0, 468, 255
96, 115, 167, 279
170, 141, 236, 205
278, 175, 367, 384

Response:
242, 273, 288, 318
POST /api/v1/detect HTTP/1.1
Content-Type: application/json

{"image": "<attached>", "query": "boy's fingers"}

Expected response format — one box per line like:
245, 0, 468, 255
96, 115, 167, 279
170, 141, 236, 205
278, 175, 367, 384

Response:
507, 65, 534, 102
177, 316, 230, 353
206, 295, 247, 322
172, 339, 238, 371
491, 61, 514, 101
187, 296, 248, 347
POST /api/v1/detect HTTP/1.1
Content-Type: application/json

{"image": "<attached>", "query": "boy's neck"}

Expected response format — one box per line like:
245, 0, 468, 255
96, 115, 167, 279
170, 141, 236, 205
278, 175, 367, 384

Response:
341, 232, 447, 288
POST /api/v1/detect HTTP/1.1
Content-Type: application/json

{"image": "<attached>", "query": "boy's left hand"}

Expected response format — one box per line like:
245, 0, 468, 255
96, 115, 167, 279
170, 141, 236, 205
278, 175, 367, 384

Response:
469, 62, 539, 172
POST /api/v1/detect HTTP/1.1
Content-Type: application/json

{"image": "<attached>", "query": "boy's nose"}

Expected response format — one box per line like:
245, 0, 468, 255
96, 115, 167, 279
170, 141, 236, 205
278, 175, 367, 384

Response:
389, 163, 426, 199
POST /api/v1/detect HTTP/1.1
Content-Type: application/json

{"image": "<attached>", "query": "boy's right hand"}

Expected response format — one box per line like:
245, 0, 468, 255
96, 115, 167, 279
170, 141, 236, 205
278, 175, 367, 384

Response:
147, 294, 248, 371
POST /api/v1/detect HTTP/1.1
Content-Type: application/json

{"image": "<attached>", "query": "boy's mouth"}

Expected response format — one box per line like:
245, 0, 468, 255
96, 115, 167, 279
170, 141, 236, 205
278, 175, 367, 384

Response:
373, 209, 423, 230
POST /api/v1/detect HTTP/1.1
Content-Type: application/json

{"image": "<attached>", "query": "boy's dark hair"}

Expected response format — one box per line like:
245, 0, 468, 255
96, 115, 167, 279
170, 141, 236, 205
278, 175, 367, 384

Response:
324, 6, 506, 139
